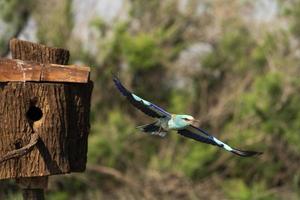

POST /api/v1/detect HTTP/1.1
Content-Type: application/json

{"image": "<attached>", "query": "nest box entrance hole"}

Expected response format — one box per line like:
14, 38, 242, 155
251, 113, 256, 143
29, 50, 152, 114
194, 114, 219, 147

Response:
26, 98, 43, 122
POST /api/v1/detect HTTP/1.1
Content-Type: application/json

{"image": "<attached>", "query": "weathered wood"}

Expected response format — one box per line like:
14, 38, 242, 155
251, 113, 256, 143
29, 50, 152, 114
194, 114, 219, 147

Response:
0, 39, 92, 180
0, 58, 90, 83
0, 83, 79, 178
10, 38, 70, 64
0, 133, 39, 165
0, 39, 92, 200
9, 38, 70, 200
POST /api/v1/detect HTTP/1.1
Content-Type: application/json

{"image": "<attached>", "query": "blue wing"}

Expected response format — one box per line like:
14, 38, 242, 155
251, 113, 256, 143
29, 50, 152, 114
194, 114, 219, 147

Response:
178, 125, 262, 157
113, 76, 171, 118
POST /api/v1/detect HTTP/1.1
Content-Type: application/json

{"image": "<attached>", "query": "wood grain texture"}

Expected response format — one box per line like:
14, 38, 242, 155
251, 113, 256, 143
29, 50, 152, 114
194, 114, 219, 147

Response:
0, 133, 39, 165
10, 38, 69, 64
0, 39, 93, 180
0, 78, 93, 179
0, 58, 90, 83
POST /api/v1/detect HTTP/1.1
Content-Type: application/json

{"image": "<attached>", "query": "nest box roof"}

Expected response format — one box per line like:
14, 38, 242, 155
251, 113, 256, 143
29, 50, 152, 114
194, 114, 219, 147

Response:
0, 58, 90, 83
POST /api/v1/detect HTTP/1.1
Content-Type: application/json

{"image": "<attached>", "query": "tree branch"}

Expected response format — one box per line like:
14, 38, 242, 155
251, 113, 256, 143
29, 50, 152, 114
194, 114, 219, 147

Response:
0, 133, 39, 164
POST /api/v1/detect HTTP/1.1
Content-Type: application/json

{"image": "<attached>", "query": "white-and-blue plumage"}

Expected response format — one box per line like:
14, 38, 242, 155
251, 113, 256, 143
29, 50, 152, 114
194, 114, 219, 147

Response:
113, 77, 262, 157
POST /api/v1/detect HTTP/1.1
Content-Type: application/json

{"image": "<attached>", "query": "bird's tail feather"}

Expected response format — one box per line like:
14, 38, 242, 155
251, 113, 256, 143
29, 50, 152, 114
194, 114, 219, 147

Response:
137, 122, 160, 132
137, 122, 167, 137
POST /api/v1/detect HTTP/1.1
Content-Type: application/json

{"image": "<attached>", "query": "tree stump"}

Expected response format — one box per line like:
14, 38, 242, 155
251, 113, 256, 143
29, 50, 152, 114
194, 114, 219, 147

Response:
0, 39, 93, 199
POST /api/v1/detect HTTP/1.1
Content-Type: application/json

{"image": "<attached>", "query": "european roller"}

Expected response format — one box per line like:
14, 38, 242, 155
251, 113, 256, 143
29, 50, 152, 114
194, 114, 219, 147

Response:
113, 77, 262, 157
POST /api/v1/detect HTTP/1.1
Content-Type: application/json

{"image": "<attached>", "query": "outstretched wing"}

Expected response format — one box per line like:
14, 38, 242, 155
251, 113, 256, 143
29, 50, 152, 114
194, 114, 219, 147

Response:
113, 76, 171, 118
178, 125, 262, 157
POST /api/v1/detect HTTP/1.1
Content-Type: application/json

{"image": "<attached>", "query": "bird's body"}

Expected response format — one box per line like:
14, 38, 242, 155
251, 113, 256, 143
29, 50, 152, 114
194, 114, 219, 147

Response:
137, 114, 193, 136
168, 114, 195, 130
156, 115, 195, 131
113, 76, 262, 157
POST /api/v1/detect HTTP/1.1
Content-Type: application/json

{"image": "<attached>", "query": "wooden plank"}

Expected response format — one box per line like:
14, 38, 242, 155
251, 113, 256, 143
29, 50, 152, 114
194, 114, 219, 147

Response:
0, 58, 90, 83
0, 59, 41, 82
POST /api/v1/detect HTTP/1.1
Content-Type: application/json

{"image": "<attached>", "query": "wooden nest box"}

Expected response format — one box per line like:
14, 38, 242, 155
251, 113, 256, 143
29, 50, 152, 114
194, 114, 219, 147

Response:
0, 39, 93, 197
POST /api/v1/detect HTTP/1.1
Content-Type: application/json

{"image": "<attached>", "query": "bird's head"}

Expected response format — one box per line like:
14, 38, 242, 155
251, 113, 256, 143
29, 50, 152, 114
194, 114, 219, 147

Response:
176, 114, 199, 127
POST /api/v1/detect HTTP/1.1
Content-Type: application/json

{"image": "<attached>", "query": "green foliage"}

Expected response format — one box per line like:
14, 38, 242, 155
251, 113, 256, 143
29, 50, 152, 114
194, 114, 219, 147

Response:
48, 191, 69, 200
89, 108, 161, 171
0, 0, 32, 23
89, 109, 136, 167
121, 32, 163, 72
0, 0, 32, 55
178, 143, 217, 179
202, 26, 276, 76
0, 0, 18, 22
169, 90, 191, 114
287, 0, 300, 38
90, 17, 107, 35
202, 26, 252, 72
236, 72, 300, 152
0, 39, 6, 56
3, 192, 22, 200
223, 179, 278, 200
130, 0, 160, 19
251, 33, 277, 68
35, 0, 73, 46
238, 73, 282, 119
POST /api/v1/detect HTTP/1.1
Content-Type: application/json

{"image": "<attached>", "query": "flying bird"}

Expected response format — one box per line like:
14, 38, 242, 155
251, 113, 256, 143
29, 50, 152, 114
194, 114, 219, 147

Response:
113, 76, 262, 157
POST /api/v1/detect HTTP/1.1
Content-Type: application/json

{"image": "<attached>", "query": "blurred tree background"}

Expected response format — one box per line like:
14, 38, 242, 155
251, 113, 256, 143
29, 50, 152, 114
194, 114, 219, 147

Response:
1, 0, 300, 199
